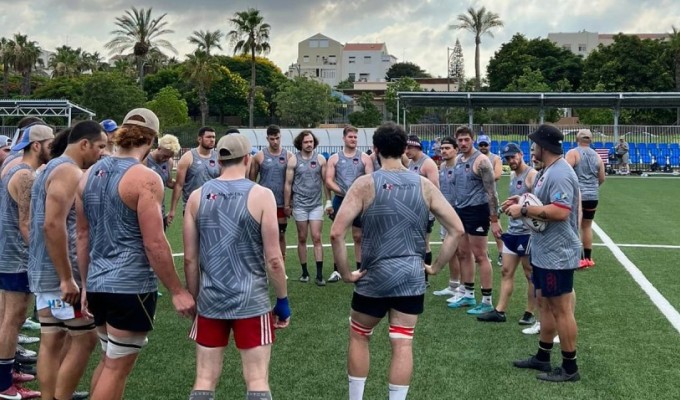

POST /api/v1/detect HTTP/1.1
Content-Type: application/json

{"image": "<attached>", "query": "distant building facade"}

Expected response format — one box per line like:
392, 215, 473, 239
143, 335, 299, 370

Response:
548, 30, 668, 57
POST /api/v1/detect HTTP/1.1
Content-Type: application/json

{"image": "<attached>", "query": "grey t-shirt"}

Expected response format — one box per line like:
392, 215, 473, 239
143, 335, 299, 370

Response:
292, 152, 323, 210
573, 146, 600, 201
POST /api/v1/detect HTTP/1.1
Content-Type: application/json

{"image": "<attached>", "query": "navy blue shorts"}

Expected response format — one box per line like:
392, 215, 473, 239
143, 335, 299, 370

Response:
0, 272, 31, 293
531, 265, 574, 298
455, 204, 490, 236
332, 195, 362, 228
501, 233, 530, 256
351, 292, 424, 318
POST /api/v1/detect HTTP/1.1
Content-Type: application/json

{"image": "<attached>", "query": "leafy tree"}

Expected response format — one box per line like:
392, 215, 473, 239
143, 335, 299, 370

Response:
146, 86, 190, 130
451, 6, 503, 90
502, 67, 559, 123
348, 92, 382, 127
487, 34, 583, 92
228, 8, 271, 127
449, 39, 465, 90
105, 7, 177, 87
12, 33, 42, 95
188, 30, 224, 56
668, 26, 680, 123
385, 61, 430, 81
207, 66, 253, 124
384, 77, 425, 124
274, 77, 336, 127
1, 37, 16, 97
184, 50, 220, 125
32, 76, 87, 101
80, 72, 147, 123
335, 78, 354, 90
49, 46, 87, 78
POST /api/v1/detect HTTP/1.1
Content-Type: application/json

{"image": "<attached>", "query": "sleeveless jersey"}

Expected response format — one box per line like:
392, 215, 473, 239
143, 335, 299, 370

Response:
357, 170, 428, 297
258, 148, 288, 207
507, 167, 533, 235
371, 155, 381, 171
530, 159, 581, 270
335, 150, 366, 195
453, 151, 488, 208
408, 154, 430, 175
573, 146, 601, 201
83, 157, 157, 293
487, 152, 499, 169
182, 148, 219, 204
439, 162, 456, 207
0, 163, 32, 274
28, 156, 79, 292
146, 155, 171, 214
292, 152, 322, 210
0, 152, 21, 175
196, 179, 270, 319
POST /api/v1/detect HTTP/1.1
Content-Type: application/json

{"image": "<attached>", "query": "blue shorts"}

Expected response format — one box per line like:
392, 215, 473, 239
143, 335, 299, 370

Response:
531, 265, 574, 298
0, 272, 31, 293
332, 195, 362, 228
501, 233, 530, 257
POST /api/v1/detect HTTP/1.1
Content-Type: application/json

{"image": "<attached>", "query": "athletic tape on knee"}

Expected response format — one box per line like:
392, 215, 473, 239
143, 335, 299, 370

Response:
349, 317, 373, 337
65, 320, 96, 337
106, 334, 148, 359
388, 324, 415, 340
39, 316, 67, 334
97, 331, 108, 352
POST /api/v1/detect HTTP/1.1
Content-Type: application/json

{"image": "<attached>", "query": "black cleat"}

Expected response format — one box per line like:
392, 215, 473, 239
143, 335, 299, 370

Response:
537, 367, 581, 382
512, 355, 552, 372
14, 362, 37, 376
477, 309, 507, 322
315, 278, 326, 286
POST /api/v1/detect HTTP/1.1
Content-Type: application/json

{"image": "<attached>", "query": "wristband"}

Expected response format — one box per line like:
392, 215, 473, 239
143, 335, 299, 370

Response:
325, 200, 332, 209
273, 297, 291, 320
521, 205, 528, 217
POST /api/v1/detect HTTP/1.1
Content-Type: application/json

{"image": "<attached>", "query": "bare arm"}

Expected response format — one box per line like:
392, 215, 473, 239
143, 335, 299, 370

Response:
598, 158, 606, 185
565, 149, 577, 167
330, 176, 370, 282
283, 155, 296, 210
166, 158, 176, 189
476, 157, 499, 220
182, 189, 200, 298
424, 179, 464, 274
10, 170, 35, 244
362, 153, 374, 174
492, 157, 503, 181
320, 155, 332, 202
248, 151, 262, 182
324, 155, 342, 194
422, 159, 440, 189
255, 187, 287, 298
75, 172, 90, 290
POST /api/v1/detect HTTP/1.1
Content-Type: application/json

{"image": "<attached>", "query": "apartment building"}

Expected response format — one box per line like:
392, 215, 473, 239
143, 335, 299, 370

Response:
548, 30, 668, 57
341, 43, 396, 83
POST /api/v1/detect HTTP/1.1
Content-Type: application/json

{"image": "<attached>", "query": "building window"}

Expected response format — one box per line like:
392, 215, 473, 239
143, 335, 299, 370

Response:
578, 44, 587, 52
329, 55, 337, 64
303, 55, 309, 63
321, 69, 335, 79
349, 56, 356, 64
359, 73, 369, 82
348, 73, 356, 81
364, 56, 371, 64
309, 40, 318, 48
319, 39, 329, 48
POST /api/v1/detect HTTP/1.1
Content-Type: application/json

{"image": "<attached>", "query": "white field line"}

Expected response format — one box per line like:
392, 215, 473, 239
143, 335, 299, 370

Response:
593, 222, 680, 334
171, 240, 680, 257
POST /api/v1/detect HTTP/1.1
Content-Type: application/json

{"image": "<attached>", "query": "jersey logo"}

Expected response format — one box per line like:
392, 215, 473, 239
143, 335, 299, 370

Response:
206, 193, 218, 200
266, 158, 272, 163
310, 161, 318, 168
516, 180, 523, 189
382, 183, 394, 190
517, 244, 525, 251
209, 160, 216, 167
162, 165, 167, 170
95, 169, 106, 177
353, 158, 359, 165
279, 157, 286, 164
553, 192, 568, 201
475, 226, 484, 233
465, 163, 470, 172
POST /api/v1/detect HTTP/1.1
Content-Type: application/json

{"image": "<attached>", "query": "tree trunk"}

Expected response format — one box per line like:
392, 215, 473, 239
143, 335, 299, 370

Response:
22, 71, 29, 96
2, 61, 9, 98
199, 85, 208, 126
475, 36, 481, 91
249, 49, 256, 128
137, 57, 145, 88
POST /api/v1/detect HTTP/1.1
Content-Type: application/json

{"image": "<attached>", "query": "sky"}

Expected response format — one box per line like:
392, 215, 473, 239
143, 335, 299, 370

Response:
1, 0, 679, 80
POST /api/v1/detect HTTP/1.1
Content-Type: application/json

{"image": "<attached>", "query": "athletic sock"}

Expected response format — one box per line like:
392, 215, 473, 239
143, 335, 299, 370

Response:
388, 383, 409, 400
0, 358, 14, 391
189, 391, 215, 400
464, 282, 474, 298
301, 263, 309, 277
583, 248, 592, 260
316, 261, 323, 280
562, 350, 578, 375
246, 391, 272, 399
334, 263, 339, 272
449, 279, 460, 291
356, 261, 362, 270
481, 288, 493, 305
348, 375, 367, 400
536, 341, 553, 362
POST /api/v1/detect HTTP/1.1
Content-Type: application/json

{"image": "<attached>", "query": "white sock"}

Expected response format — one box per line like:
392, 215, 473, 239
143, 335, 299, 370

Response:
482, 295, 493, 305
388, 383, 409, 400
349, 375, 367, 400
449, 280, 460, 290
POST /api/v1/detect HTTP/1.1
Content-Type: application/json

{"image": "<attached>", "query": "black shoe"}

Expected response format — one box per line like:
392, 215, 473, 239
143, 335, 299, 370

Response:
518, 311, 536, 325
512, 355, 551, 372
537, 367, 581, 382
14, 362, 37, 376
72, 391, 89, 400
477, 309, 507, 322
14, 351, 37, 365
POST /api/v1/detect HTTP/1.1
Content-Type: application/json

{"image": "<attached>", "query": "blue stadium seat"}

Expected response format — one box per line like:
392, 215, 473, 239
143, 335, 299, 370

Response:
322, 152, 330, 160
491, 140, 500, 149
500, 140, 509, 149
658, 143, 669, 150
593, 142, 604, 148
629, 151, 639, 164
670, 143, 679, 150
604, 142, 614, 149
640, 152, 651, 164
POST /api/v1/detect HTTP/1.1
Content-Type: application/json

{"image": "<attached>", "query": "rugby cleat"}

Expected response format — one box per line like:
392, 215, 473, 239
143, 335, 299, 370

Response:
447, 297, 476, 309
467, 303, 494, 316
536, 367, 580, 382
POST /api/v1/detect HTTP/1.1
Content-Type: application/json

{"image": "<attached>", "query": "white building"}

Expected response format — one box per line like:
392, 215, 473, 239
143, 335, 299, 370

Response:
341, 43, 396, 83
548, 30, 668, 57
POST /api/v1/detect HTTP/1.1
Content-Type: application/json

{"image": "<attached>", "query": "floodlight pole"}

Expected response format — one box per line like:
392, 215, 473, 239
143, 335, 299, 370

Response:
396, 97, 400, 125
539, 108, 545, 124
613, 107, 620, 141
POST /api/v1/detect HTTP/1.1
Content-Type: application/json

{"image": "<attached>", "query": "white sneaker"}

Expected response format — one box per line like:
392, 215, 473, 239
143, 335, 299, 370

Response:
17, 334, 40, 344
433, 286, 456, 296
16, 345, 36, 357
22, 318, 40, 331
522, 321, 541, 335
327, 271, 341, 283
553, 335, 560, 344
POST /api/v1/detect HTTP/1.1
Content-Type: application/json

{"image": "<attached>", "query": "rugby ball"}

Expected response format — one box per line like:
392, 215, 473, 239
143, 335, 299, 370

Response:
519, 193, 547, 232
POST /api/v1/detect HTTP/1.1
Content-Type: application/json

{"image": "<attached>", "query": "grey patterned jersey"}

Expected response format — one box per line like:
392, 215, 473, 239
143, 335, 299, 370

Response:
28, 156, 79, 292
258, 148, 288, 207
0, 163, 32, 274
145, 155, 171, 214
408, 154, 429, 175
507, 167, 533, 235
453, 151, 488, 208
371, 154, 381, 171
182, 148, 220, 204
83, 157, 158, 294
356, 170, 428, 298
487, 152, 499, 168
573, 146, 601, 201
292, 152, 323, 210
334, 150, 366, 195
439, 162, 456, 207
0, 152, 21, 174
530, 159, 581, 270
196, 179, 270, 319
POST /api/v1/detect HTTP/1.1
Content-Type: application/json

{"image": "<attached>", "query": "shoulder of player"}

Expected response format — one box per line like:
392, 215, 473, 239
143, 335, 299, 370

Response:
48, 162, 82, 182
178, 150, 193, 165
128, 164, 163, 189
9, 168, 34, 185
317, 154, 327, 164
327, 153, 339, 163
424, 157, 438, 169
473, 153, 491, 171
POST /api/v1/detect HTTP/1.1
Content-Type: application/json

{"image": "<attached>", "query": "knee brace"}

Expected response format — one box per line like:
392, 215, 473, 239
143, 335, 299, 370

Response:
388, 324, 415, 340
97, 331, 109, 352
349, 317, 374, 338
38, 315, 67, 334
279, 222, 288, 234
106, 334, 148, 359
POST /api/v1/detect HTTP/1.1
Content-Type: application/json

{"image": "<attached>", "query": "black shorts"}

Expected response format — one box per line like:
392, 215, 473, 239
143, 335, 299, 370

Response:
332, 195, 362, 228
455, 204, 490, 236
531, 266, 574, 298
351, 291, 424, 318
87, 291, 157, 332
581, 200, 598, 220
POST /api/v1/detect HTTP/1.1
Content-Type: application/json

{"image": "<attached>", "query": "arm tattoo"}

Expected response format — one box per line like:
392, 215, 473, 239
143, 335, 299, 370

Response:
478, 160, 499, 216
538, 211, 548, 220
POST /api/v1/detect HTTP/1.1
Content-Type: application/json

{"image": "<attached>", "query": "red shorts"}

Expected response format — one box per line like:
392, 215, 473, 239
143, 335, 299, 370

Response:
277, 207, 285, 219
190, 313, 275, 349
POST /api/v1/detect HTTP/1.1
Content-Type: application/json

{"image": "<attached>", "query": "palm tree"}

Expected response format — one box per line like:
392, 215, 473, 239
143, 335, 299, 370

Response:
188, 30, 224, 56
1, 37, 16, 97
228, 8, 271, 127
184, 49, 219, 125
12, 33, 42, 95
451, 6, 503, 90
49, 45, 84, 77
104, 7, 176, 87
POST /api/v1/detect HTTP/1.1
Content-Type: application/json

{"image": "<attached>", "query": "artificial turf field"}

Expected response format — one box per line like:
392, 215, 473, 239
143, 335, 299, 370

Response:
21, 175, 680, 399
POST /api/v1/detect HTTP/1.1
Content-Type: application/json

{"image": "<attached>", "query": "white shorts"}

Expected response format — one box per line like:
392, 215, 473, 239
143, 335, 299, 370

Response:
293, 205, 324, 222
36, 291, 77, 321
